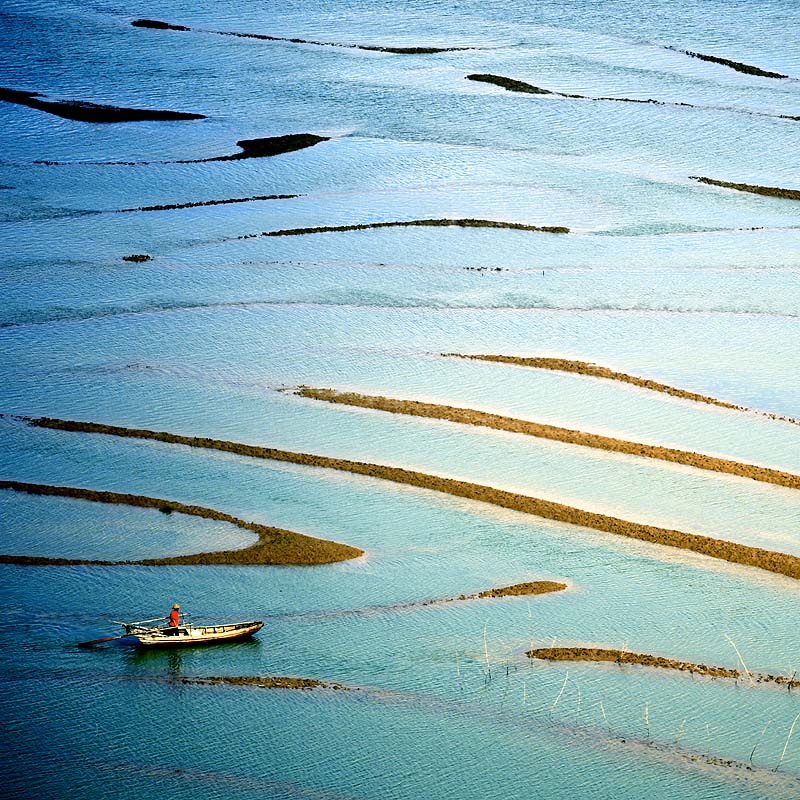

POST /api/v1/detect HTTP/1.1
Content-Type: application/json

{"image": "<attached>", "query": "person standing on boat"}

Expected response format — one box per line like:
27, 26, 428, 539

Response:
168, 604, 181, 628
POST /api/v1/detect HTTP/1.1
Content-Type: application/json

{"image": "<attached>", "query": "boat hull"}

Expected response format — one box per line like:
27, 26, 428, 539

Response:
121, 621, 263, 648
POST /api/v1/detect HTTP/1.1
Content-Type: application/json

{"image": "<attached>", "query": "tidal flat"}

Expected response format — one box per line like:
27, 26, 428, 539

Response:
2, 1, 799, 798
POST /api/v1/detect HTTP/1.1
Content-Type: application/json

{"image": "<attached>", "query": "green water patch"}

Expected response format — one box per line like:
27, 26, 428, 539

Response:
0, 480, 361, 566
131, 18, 474, 54
691, 177, 800, 203
0, 87, 205, 123
239, 218, 570, 239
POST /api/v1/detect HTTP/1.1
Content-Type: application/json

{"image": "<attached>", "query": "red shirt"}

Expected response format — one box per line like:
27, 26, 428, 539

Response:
169, 609, 180, 627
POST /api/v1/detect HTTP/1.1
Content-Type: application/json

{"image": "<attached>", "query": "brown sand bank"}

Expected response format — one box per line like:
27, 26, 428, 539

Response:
0, 480, 360, 566
447, 354, 799, 425
469, 581, 566, 598
0, 87, 205, 122
21, 417, 800, 581
117, 194, 299, 213
296, 387, 800, 491
528, 647, 800, 689
180, 675, 349, 690
240, 218, 570, 239
131, 18, 472, 54
691, 176, 800, 202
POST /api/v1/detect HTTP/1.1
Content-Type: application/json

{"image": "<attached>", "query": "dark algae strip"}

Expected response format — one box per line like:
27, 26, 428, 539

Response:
466, 74, 800, 122
35, 134, 328, 166
296, 387, 800, 491
0, 87, 205, 123
669, 47, 788, 79
240, 219, 570, 238
19, 417, 800, 581
691, 177, 800, 202
180, 675, 350, 690
528, 647, 800, 689
447, 354, 799, 425
117, 194, 299, 213
131, 18, 472, 54
0, 480, 361, 566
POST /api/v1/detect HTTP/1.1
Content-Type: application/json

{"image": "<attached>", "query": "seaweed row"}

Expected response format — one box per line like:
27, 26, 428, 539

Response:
238, 218, 570, 239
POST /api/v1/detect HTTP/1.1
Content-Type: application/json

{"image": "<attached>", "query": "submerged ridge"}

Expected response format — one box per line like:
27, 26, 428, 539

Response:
446, 354, 799, 425
0, 480, 361, 566
18, 416, 800, 581
295, 387, 800, 491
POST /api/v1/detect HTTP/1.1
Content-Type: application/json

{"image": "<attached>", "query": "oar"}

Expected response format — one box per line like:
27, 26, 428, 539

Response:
78, 634, 127, 647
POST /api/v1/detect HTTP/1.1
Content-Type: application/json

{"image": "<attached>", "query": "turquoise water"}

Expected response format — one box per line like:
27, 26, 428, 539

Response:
2, 1, 799, 797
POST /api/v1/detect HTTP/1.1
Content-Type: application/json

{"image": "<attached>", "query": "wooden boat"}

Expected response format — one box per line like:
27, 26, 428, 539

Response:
114, 617, 263, 648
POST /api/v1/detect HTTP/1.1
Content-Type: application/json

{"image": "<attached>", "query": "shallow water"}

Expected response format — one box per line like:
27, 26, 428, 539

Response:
2, 0, 799, 797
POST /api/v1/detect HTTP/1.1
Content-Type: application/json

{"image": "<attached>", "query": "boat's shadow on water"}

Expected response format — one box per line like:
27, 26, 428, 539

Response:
120, 638, 262, 675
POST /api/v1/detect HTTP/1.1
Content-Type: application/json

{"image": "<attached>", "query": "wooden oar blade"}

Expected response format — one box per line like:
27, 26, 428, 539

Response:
78, 635, 123, 647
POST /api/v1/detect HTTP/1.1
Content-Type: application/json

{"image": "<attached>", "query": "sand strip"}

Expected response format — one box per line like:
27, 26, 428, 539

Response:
446, 354, 798, 425
691, 177, 800, 202
528, 647, 800, 689
296, 387, 800, 491
19, 416, 800, 581
239, 218, 570, 239
0, 480, 361, 566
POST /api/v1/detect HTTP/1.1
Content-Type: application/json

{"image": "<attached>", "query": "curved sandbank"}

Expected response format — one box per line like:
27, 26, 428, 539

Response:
20, 416, 800, 581
0, 480, 361, 566
239, 219, 570, 239
0, 87, 205, 123
180, 675, 350, 690
131, 18, 472, 54
296, 387, 800, 491
528, 647, 800, 689
466, 74, 800, 122
445, 354, 799, 425
669, 48, 788, 79
691, 177, 800, 202
116, 194, 299, 213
